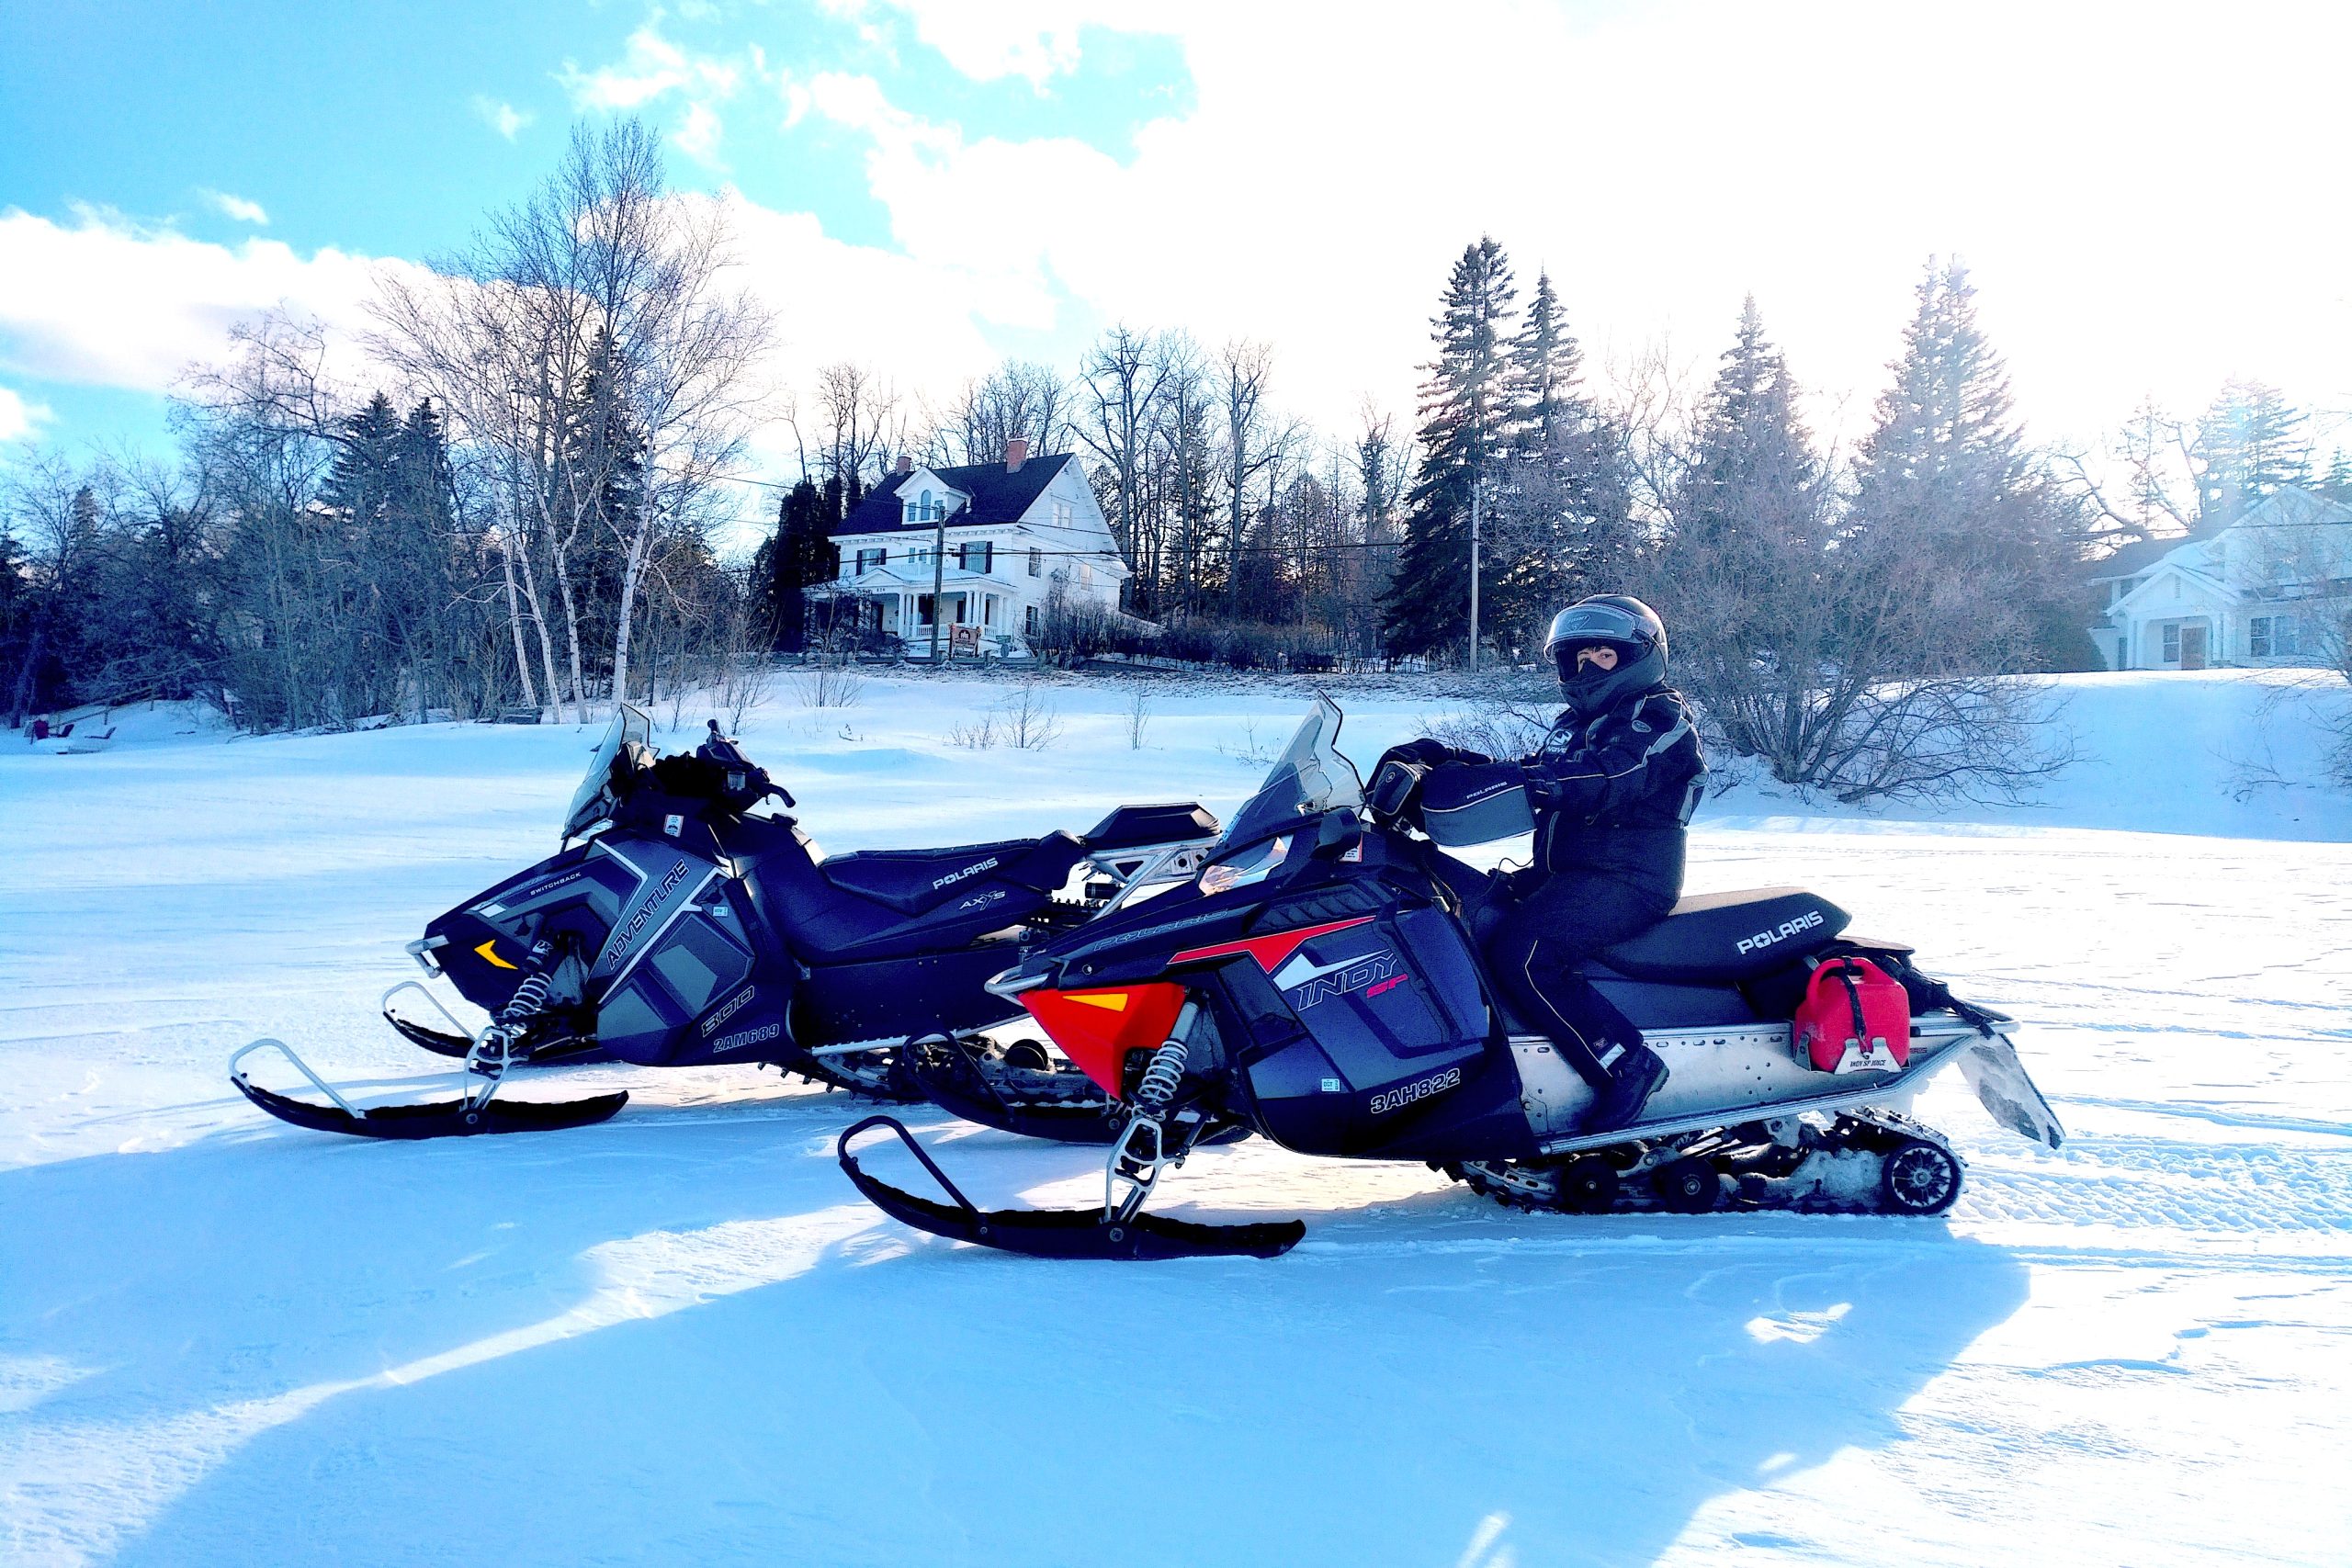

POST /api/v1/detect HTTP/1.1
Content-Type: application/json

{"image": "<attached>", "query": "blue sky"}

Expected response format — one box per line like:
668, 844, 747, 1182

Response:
3, 2, 2348, 474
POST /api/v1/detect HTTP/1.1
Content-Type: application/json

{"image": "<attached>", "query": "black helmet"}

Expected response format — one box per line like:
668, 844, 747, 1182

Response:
1543, 594, 1668, 713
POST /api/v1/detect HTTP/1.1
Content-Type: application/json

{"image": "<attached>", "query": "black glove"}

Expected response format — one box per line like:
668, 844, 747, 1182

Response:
1376, 738, 1464, 773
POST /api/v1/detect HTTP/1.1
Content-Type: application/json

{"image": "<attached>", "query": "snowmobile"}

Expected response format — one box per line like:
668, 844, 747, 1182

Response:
231, 705, 1219, 1141
837, 698, 2066, 1259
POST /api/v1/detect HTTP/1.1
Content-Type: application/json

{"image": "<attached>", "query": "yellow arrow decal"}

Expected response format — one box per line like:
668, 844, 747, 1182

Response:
475, 939, 517, 970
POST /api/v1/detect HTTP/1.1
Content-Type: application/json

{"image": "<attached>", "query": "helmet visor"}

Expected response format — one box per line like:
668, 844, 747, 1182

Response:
1544, 603, 1647, 657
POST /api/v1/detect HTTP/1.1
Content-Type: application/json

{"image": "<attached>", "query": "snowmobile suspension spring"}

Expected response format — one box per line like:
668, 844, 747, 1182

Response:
495, 938, 562, 1028
500, 970, 554, 1026
1135, 1039, 1187, 1110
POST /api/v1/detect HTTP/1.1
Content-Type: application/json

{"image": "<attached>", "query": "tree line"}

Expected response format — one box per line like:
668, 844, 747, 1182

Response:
6, 117, 2346, 796
3, 118, 769, 731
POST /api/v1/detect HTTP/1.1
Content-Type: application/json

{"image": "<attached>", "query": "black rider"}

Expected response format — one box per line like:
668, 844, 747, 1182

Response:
1381, 595, 1704, 1133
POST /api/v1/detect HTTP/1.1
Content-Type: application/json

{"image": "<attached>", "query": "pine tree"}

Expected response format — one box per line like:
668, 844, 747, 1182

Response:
1849, 259, 2093, 672
2193, 379, 2312, 523
751, 478, 839, 651
1381, 236, 1518, 660
1506, 269, 1582, 453
1677, 296, 1819, 553
1490, 266, 1636, 635
322, 391, 403, 527
2319, 448, 2352, 503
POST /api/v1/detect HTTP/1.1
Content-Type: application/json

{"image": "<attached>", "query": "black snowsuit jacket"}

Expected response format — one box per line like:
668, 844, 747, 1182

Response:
1428, 681, 1706, 893
1520, 682, 1706, 887
1429, 682, 1706, 1077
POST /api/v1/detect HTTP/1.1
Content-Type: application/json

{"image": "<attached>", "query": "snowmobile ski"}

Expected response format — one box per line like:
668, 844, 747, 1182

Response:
230, 1039, 627, 1140
837, 1115, 1302, 1260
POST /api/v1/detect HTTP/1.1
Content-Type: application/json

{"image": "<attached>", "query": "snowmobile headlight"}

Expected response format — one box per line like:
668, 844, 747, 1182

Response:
1198, 833, 1290, 896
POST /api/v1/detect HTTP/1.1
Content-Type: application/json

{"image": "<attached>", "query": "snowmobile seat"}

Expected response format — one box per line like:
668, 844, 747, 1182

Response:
1591, 887, 1849, 983
1080, 802, 1219, 852
818, 835, 1084, 918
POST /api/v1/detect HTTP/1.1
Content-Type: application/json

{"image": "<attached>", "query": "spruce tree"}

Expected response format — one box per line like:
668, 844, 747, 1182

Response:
1491, 266, 1636, 633
1657, 298, 1828, 761
1381, 236, 1517, 660
2193, 379, 2312, 522
1507, 269, 1582, 453
752, 478, 838, 651
1849, 259, 2093, 672
322, 391, 403, 527
1677, 296, 1819, 553
2319, 448, 2352, 503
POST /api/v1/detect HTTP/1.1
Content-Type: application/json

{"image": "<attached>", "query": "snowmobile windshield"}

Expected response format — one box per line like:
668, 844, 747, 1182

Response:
1214, 698, 1363, 855
562, 705, 653, 839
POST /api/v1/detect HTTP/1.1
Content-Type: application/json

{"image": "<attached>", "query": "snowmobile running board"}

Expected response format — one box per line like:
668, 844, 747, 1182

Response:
837, 1115, 1304, 1260
229, 1039, 628, 1141
900, 1041, 1128, 1145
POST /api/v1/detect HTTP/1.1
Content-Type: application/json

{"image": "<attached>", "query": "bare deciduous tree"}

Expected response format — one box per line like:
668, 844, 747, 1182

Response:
374, 117, 774, 717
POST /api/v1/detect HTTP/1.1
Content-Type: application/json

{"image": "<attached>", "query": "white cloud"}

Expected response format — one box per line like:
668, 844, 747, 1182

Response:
0, 208, 431, 394
198, 189, 269, 226
0, 384, 51, 442
827, 0, 1174, 88
717, 190, 1001, 401
560, 17, 754, 168
780, 0, 2352, 450
473, 96, 535, 141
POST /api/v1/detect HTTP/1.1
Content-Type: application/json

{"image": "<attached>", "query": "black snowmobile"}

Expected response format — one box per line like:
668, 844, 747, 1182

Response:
838, 698, 2066, 1259
231, 705, 1219, 1141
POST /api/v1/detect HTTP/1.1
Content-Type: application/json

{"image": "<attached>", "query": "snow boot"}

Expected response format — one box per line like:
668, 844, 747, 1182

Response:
1583, 1043, 1668, 1133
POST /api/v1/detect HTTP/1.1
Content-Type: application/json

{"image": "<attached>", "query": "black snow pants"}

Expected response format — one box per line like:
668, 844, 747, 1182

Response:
1478, 867, 1677, 1091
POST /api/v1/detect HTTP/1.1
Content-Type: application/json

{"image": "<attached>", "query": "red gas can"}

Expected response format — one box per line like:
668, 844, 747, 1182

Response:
1792, 955, 1912, 1074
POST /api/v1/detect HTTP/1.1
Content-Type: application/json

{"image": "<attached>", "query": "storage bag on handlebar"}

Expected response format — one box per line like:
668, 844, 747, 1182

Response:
1419, 762, 1535, 847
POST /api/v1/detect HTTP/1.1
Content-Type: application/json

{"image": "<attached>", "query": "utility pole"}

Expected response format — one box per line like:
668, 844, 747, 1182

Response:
929, 500, 947, 663
1466, 467, 1481, 674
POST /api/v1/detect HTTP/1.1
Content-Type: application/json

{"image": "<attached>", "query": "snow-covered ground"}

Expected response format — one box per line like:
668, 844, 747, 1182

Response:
2, 670, 2347, 1566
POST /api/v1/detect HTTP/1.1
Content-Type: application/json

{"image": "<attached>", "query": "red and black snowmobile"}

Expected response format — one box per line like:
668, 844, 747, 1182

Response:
838, 698, 2065, 1259
231, 706, 1218, 1141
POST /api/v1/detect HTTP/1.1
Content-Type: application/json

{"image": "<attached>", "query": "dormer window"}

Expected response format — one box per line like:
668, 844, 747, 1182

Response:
903, 488, 949, 525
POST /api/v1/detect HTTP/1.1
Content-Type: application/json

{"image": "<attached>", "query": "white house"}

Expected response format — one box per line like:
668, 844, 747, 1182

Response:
807, 440, 1130, 655
2087, 487, 2352, 671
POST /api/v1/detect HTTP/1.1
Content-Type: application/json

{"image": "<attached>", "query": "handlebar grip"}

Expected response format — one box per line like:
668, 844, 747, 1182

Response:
1367, 760, 1427, 822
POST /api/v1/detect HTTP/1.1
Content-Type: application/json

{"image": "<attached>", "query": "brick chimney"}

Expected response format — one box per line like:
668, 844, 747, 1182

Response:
896, 454, 914, 476
1004, 437, 1028, 473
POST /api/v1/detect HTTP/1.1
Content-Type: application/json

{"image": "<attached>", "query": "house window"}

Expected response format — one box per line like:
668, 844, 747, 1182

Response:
854, 548, 885, 574
1028, 547, 1042, 577
903, 489, 950, 525
1079, 562, 1094, 589
958, 541, 992, 573
2162, 624, 2180, 663
1053, 499, 1073, 529
1024, 604, 1040, 637
2254, 615, 2299, 657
